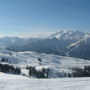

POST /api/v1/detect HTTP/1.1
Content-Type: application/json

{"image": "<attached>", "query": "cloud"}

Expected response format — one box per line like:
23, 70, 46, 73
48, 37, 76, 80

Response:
0, 31, 51, 38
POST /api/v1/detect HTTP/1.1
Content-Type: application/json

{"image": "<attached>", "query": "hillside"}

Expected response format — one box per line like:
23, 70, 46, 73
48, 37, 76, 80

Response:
0, 49, 90, 77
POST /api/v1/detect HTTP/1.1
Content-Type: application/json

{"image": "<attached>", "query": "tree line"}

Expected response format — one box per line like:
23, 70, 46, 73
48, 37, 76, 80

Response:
26, 66, 50, 78
0, 63, 21, 74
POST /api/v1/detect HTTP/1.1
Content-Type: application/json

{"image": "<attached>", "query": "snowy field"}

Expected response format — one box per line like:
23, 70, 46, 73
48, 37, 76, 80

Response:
1, 49, 90, 76
0, 73, 90, 90
0, 50, 90, 90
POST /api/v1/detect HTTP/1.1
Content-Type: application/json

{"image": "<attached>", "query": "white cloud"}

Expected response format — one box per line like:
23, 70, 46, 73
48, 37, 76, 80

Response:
0, 31, 51, 38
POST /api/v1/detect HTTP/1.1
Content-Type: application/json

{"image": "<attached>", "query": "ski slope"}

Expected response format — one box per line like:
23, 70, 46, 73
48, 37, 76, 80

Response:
0, 72, 90, 90
1, 49, 90, 77
0, 50, 90, 89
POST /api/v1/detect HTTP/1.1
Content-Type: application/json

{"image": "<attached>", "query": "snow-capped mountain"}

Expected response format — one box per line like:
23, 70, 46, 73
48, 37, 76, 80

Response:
48, 30, 85, 41
48, 31, 90, 60
68, 33, 90, 59
1, 30, 90, 60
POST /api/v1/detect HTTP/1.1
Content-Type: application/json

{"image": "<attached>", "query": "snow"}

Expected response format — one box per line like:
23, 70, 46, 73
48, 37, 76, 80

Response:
68, 40, 81, 48
21, 69, 29, 76
35, 66, 49, 72
0, 50, 90, 89
0, 72, 90, 90
48, 30, 85, 40
84, 33, 90, 41
0, 49, 90, 77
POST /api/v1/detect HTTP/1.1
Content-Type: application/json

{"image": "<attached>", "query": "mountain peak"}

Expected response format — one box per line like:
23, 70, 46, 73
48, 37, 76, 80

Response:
48, 30, 85, 41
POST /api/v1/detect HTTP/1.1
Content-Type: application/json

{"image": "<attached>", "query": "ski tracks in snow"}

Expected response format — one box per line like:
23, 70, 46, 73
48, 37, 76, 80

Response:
0, 78, 90, 90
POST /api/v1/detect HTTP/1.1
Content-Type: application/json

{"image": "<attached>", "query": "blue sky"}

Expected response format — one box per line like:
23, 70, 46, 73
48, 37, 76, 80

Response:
0, 0, 90, 37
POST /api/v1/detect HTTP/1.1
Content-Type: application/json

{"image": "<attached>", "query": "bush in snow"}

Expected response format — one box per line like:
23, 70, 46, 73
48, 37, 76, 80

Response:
38, 58, 42, 65
14, 67, 21, 74
57, 71, 72, 77
0, 57, 11, 64
1, 57, 8, 62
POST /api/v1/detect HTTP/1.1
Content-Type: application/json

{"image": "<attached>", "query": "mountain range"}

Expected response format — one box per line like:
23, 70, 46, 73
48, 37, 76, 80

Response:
0, 30, 90, 60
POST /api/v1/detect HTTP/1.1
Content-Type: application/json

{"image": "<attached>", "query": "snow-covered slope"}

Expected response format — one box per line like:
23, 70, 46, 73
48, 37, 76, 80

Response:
1, 50, 90, 90
47, 31, 90, 60
0, 72, 90, 90
67, 33, 90, 59
1, 50, 90, 77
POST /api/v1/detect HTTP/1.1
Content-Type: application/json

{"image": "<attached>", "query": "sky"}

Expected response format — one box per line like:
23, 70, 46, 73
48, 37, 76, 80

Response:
0, 0, 90, 37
